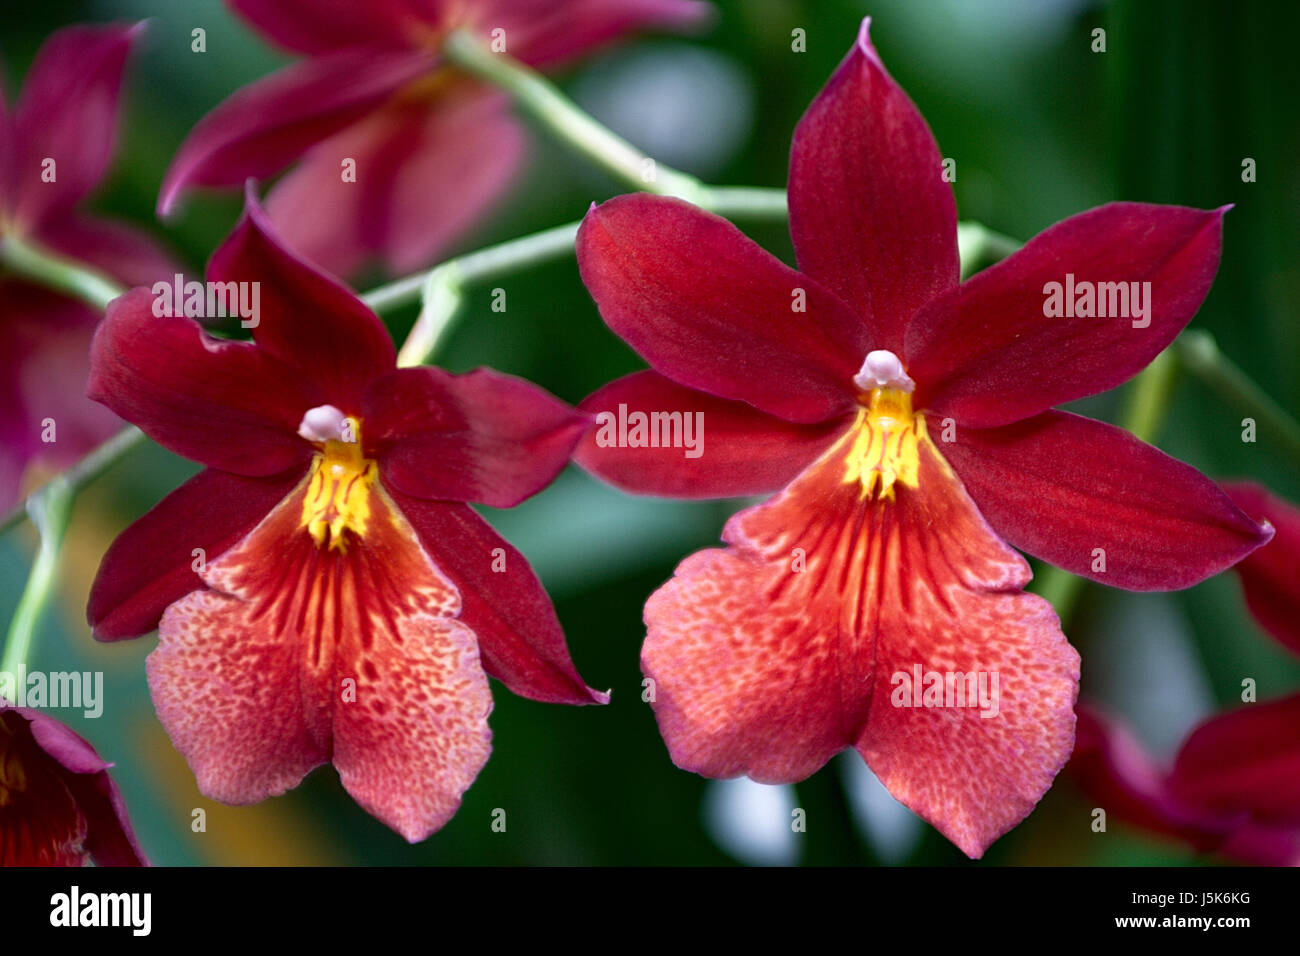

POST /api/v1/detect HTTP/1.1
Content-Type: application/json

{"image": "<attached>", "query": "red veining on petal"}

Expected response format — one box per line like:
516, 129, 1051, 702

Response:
643, 413, 1079, 857
148, 473, 492, 842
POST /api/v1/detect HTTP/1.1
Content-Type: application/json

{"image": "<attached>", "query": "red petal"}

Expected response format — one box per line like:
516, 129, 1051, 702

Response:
10, 22, 141, 229
148, 474, 493, 841
87, 287, 316, 475
1222, 482, 1300, 656
38, 215, 180, 289
643, 419, 1078, 858
229, 0, 424, 54
907, 203, 1227, 427
0, 708, 87, 866
21, 708, 146, 865
0, 282, 122, 510
265, 93, 524, 278
1068, 706, 1237, 851
1069, 704, 1300, 865
788, 18, 957, 351
157, 48, 434, 215
365, 366, 587, 508
209, 186, 397, 408
575, 370, 848, 498
577, 195, 867, 424
942, 410, 1272, 590
392, 491, 606, 705
1170, 694, 1300, 827
88, 467, 305, 640
481, 0, 713, 68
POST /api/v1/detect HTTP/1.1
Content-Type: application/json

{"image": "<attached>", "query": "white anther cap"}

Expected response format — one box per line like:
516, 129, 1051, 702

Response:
298, 404, 349, 443
854, 350, 915, 393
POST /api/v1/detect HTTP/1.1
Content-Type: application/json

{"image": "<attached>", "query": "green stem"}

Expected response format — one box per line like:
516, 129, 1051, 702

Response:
386, 188, 788, 365
0, 476, 75, 679
1175, 330, 1300, 467
956, 221, 1023, 280
0, 427, 145, 538
1120, 346, 1181, 442
702, 186, 789, 219
391, 221, 578, 366
0, 233, 125, 310
444, 29, 708, 203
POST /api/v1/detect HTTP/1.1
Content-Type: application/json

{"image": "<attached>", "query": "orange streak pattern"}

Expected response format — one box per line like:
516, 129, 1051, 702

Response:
643, 419, 1080, 857
149, 476, 492, 842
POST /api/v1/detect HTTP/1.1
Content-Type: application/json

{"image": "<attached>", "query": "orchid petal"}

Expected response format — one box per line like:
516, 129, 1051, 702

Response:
788, 17, 957, 350
87, 287, 316, 476
265, 93, 524, 278
228, 0, 424, 55
148, 475, 492, 842
906, 204, 1226, 427
577, 194, 867, 424
1222, 482, 1300, 656
0, 283, 121, 510
1171, 694, 1300, 827
157, 48, 434, 216
941, 410, 1271, 590
10, 22, 141, 228
209, 187, 397, 408
643, 427, 1078, 858
575, 370, 848, 498
391, 491, 606, 706
87, 467, 305, 640
478, 0, 713, 68
365, 366, 587, 508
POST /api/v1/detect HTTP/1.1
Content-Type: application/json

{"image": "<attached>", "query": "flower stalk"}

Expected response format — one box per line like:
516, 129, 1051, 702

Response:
0, 473, 75, 678
955, 221, 1022, 280
387, 188, 789, 366
1176, 329, 1300, 466
443, 28, 709, 203
0, 233, 124, 311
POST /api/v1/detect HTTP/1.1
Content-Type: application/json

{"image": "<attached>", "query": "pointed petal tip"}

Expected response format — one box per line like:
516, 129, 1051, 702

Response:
155, 191, 178, 219
853, 16, 883, 66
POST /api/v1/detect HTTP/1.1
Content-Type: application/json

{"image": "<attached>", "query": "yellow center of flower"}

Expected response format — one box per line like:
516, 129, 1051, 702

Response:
842, 387, 927, 500
297, 408, 378, 552
0, 718, 27, 807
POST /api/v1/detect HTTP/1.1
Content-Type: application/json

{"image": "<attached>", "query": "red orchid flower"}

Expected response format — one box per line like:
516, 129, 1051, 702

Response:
1071, 485, 1300, 864
1222, 482, 1300, 655
0, 703, 145, 866
158, 0, 711, 279
0, 22, 177, 509
85, 186, 604, 842
572, 19, 1271, 857
1071, 698, 1300, 866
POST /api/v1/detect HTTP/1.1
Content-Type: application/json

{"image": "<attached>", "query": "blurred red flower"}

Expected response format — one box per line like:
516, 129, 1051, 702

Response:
0, 703, 145, 866
1071, 484, 1300, 865
0, 22, 177, 510
159, 0, 711, 278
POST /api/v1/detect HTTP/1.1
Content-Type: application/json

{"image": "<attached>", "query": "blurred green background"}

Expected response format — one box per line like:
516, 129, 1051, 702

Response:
1, 0, 1297, 865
